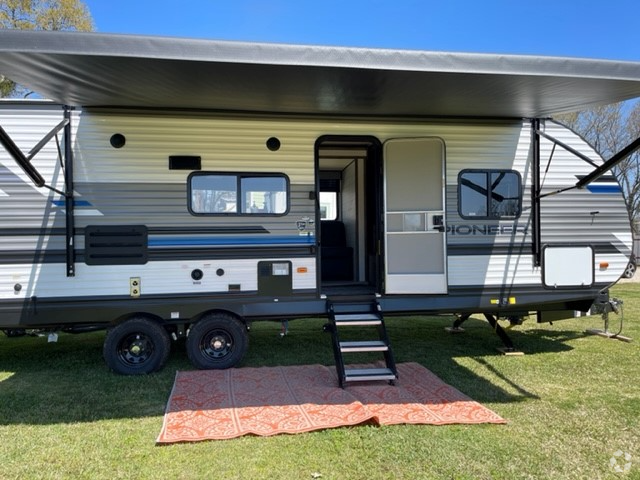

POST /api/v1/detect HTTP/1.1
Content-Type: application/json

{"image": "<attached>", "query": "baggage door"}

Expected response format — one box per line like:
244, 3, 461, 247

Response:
383, 138, 447, 294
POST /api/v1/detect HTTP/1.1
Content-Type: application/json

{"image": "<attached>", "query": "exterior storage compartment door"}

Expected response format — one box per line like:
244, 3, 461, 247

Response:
383, 138, 447, 294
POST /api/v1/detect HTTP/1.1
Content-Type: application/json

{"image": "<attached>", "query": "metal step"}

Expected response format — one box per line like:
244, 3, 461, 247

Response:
339, 340, 389, 353
333, 313, 382, 325
344, 367, 396, 382
327, 298, 397, 387
331, 301, 377, 309
330, 300, 380, 314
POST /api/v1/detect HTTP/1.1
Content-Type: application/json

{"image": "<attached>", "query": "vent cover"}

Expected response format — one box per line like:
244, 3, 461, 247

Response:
169, 155, 201, 170
85, 225, 148, 265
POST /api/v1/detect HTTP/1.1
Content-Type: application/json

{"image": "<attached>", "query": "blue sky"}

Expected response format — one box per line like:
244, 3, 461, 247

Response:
82, 0, 640, 61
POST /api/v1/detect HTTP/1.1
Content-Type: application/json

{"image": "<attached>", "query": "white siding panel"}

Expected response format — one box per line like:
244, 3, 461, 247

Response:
448, 255, 540, 286
538, 121, 632, 271
73, 111, 316, 185
1, 105, 632, 300
0, 104, 67, 229
0, 257, 316, 300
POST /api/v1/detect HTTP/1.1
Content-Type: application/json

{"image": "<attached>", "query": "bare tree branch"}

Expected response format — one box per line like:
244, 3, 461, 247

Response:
0, 0, 94, 98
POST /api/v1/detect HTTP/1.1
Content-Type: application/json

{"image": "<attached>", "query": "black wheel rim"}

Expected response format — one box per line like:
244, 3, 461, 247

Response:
117, 333, 154, 366
199, 329, 233, 360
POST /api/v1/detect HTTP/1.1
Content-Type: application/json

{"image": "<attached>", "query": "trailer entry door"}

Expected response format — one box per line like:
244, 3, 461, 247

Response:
383, 138, 447, 294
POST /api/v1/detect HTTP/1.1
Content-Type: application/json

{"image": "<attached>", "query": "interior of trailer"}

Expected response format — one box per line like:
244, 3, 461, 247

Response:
316, 137, 381, 296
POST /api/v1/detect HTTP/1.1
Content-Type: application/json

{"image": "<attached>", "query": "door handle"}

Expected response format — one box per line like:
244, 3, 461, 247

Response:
432, 214, 445, 232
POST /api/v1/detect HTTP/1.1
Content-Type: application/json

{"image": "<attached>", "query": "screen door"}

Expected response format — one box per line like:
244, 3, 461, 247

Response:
383, 138, 447, 294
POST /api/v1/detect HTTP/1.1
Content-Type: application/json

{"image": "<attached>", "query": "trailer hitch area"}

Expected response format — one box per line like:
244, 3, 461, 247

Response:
608, 298, 621, 315
587, 296, 632, 342
591, 297, 622, 316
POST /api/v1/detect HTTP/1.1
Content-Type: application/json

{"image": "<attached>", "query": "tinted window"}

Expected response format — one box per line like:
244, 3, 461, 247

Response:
459, 172, 488, 217
191, 175, 237, 214
190, 173, 288, 215
459, 170, 521, 219
240, 176, 287, 214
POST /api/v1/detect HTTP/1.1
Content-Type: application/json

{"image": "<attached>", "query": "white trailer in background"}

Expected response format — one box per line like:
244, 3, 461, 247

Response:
0, 31, 639, 382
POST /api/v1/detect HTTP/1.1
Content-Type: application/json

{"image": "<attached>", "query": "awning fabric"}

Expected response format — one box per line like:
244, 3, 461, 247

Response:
1, 30, 640, 117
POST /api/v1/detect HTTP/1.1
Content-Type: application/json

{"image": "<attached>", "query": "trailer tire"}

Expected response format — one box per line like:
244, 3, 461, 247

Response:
186, 313, 248, 370
103, 317, 171, 375
624, 261, 636, 279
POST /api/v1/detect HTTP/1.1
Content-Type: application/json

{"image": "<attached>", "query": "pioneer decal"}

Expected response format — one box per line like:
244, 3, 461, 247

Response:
447, 224, 528, 236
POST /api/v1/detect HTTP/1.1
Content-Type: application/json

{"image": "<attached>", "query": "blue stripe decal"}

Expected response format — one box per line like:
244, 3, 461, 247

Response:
149, 235, 315, 247
586, 184, 622, 194
51, 200, 93, 207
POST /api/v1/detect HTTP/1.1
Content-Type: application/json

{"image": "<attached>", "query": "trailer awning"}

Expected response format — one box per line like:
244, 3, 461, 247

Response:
0, 30, 640, 117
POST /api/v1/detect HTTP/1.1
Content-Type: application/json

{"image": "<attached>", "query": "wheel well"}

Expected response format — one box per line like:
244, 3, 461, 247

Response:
112, 310, 247, 331
112, 312, 164, 326
190, 309, 246, 326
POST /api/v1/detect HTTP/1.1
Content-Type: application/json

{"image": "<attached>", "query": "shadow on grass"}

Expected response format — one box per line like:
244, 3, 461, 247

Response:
384, 315, 585, 403
0, 314, 583, 426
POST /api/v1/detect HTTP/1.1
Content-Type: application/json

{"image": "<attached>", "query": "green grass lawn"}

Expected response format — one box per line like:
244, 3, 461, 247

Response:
1, 284, 639, 479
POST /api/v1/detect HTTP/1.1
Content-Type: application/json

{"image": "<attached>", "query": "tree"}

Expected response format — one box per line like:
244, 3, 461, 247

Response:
0, 0, 94, 97
556, 100, 640, 231
0, 74, 15, 97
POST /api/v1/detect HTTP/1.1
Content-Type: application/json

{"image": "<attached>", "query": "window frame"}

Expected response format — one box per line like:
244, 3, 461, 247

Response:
188, 171, 290, 216
457, 168, 522, 220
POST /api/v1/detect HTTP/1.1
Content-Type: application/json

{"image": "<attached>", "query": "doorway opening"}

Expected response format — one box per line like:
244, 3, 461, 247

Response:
315, 136, 382, 296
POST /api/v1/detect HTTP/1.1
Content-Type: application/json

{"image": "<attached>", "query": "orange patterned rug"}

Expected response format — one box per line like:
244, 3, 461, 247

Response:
157, 362, 505, 443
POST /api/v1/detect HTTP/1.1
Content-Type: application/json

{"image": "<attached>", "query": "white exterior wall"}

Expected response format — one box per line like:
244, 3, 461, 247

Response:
0, 104, 632, 302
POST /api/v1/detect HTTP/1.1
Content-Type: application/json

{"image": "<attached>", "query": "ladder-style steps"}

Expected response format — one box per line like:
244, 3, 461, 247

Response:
326, 296, 398, 388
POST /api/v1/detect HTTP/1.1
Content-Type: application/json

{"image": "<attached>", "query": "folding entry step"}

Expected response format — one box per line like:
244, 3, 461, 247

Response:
326, 296, 398, 388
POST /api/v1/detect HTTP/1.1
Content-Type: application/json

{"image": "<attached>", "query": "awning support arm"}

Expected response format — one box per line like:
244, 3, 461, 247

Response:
533, 134, 640, 200
0, 117, 69, 191
0, 108, 75, 276
0, 123, 46, 187
531, 120, 542, 266
27, 118, 69, 161
537, 185, 579, 200
63, 106, 75, 277
535, 129, 599, 168
575, 136, 640, 189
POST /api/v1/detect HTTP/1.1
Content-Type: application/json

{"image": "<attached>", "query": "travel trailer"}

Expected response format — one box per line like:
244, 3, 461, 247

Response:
0, 31, 639, 382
